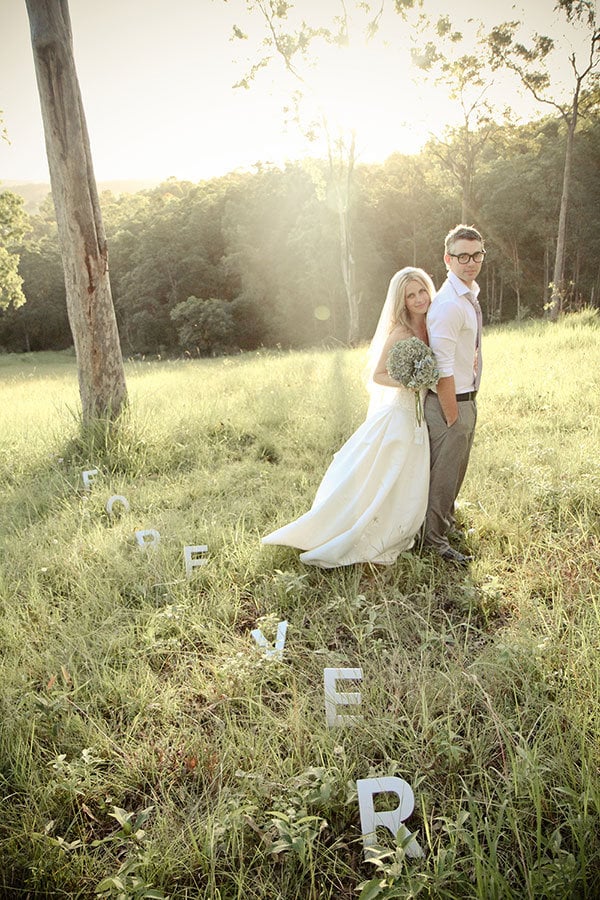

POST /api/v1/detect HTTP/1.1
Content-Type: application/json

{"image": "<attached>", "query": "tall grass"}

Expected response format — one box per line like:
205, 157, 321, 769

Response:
0, 313, 599, 898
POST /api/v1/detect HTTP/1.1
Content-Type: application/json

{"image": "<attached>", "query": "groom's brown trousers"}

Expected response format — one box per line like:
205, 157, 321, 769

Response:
423, 392, 477, 553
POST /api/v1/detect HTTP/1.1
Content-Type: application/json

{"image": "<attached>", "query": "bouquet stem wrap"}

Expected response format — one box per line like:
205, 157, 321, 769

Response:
415, 391, 424, 427
414, 393, 425, 443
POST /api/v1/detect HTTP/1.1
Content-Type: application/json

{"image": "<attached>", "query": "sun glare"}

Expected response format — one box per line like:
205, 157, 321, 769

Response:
2, 0, 585, 185
290, 23, 438, 166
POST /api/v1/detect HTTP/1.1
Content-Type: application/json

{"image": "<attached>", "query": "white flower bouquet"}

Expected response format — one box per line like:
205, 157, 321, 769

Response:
386, 337, 439, 426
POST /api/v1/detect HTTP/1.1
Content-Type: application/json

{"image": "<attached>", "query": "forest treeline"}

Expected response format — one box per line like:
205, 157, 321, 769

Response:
1, 111, 599, 356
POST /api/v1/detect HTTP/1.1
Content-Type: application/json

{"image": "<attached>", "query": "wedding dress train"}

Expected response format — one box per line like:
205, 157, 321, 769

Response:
262, 387, 429, 568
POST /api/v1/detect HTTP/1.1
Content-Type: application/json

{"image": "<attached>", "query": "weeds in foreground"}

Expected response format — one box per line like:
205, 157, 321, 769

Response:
0, 317, 599, 897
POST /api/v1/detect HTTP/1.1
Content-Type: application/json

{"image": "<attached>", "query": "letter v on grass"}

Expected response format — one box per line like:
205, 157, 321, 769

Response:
251, 620, 288, 658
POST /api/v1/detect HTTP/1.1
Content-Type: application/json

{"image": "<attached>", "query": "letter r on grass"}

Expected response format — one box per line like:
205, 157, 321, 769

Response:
356, 776, 423, 859
135, 529, 160, 550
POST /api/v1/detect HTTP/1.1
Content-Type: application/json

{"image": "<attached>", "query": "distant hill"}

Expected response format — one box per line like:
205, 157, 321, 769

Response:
1, 179, 162, 213
1, 182, 50, 213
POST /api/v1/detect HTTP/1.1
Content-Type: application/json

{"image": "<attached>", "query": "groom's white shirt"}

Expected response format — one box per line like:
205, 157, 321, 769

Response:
427, 271, 480, 394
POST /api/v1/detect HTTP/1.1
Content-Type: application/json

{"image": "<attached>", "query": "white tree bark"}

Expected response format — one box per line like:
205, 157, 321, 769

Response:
25, 0, 127, 421
329, 132, 360, 345
547, 101, 577, 321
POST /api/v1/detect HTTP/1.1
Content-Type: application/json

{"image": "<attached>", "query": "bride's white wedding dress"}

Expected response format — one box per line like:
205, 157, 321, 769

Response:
262, 386, 429, 568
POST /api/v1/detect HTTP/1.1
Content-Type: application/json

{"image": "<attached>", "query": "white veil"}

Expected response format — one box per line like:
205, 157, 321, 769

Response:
365, 267, 423, 419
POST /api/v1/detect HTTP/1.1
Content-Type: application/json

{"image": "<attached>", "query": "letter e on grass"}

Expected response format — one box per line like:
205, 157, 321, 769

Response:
324, 667, 363, 727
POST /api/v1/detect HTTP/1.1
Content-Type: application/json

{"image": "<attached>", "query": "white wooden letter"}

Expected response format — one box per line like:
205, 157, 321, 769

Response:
82, 469, 98, 490
106, 495, 130, 516
324, 667, 363, 727
184, 544, 208, 577
251, 620, 288, 658
356, 776, 423, 859
135, 529, 160, 550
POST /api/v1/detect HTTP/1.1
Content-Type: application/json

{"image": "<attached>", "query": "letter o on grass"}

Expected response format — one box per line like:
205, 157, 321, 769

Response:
106, 495, 130, 516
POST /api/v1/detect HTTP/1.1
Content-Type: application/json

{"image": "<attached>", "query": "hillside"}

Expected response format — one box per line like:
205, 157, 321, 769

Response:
2, 178, 161, 212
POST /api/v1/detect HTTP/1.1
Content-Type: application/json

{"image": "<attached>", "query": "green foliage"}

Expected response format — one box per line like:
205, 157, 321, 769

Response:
0, 189, 30, 245
3, 106, 599, 355
559, 0, 598, 27
0, 189, 31, 311
0, 246, 25, 310
0, 198, 66, 350
170, 296, 236, 355
0, 109, 8, 145
93, 807, 166, 899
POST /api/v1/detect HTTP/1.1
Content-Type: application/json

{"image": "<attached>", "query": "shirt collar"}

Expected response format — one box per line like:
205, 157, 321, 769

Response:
448, 269, 480, 300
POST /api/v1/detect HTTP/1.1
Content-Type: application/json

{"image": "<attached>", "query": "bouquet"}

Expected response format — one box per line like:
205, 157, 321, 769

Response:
386, 337, 439, 427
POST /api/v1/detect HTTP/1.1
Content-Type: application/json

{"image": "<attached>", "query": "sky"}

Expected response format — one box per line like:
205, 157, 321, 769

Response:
0, 0, 588, 186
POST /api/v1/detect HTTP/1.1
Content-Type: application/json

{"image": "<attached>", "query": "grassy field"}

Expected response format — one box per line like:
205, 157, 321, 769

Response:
0, 312, 599, 899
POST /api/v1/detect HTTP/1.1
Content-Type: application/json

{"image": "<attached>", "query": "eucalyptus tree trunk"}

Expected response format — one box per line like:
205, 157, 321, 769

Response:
498, 276, 503, 321
510, 239, 521, 319
547, 111, 577, 321
543, 243, 551, 311
25, 0, 127, 421
460, 156, 473, 224
329, 132, 360, 345
338, 198, 359, 345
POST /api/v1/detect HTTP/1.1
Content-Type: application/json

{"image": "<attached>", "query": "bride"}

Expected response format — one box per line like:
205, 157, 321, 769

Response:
262, 267, 436, 568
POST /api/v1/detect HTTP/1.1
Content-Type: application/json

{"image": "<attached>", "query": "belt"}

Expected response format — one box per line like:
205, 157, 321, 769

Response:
428, 390, 477, 402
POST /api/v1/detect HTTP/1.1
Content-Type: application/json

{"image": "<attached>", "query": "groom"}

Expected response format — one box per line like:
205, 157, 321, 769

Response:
423, 225, 485, 565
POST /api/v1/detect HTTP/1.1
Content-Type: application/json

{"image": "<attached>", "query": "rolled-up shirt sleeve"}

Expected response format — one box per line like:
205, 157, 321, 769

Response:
428, 301, 463, 378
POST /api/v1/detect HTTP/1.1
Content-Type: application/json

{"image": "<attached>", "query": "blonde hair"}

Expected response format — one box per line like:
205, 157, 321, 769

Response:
390, 268, 436, 332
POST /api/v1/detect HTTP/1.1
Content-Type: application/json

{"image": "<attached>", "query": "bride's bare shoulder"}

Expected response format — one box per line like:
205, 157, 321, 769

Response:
388, 324, 412, 342
377, 324, 414, 364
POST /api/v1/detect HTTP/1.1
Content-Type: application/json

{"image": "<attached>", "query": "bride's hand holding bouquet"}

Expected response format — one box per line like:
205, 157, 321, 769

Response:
386, 337, 439, 428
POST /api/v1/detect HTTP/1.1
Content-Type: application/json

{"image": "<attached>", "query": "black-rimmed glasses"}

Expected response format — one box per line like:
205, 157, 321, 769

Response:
448, 250, 486, 264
